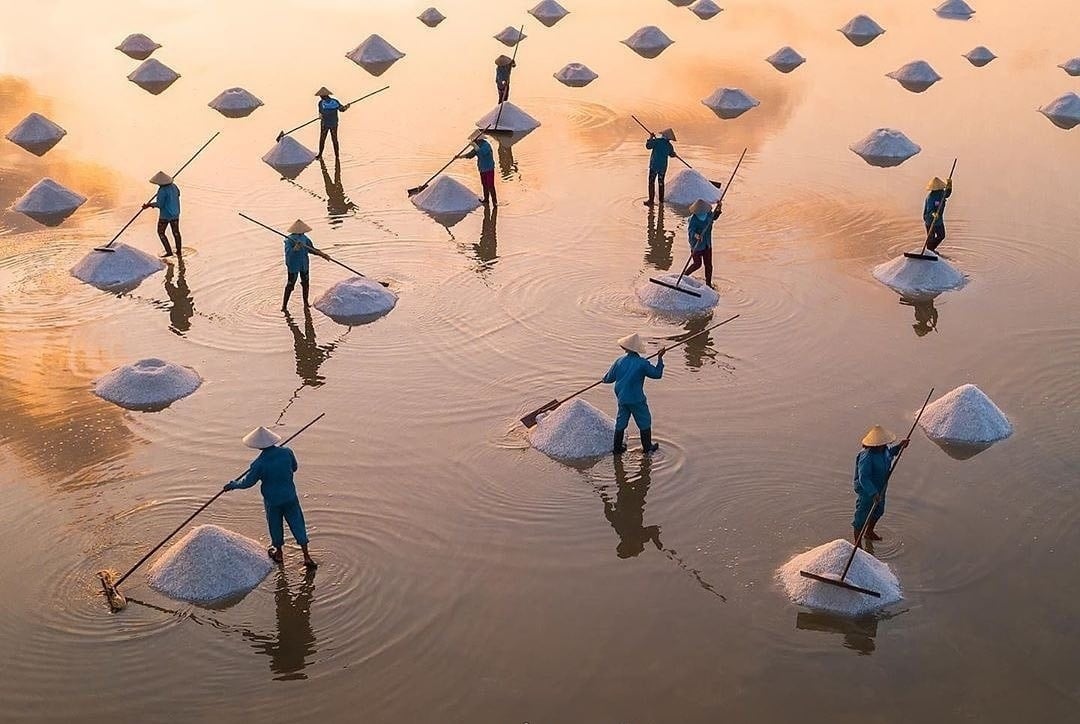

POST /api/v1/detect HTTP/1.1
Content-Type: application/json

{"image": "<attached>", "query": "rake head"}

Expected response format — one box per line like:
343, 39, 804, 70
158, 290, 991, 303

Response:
520, 399, 559, 429
798, 570, 881, 598
97, 569, 128, 611
903, 251, 939, 261
647, 277, 702, 297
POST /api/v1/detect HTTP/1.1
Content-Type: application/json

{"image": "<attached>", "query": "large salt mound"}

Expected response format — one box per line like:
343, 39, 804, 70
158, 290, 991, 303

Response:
664, 169, 721, 207
850, 128, 921, 167
872, 254, 965, 298
71, 243, 166, 292
346, 35, 405, 76
554, 63, 598, 87
13, 178, 86, 226
622, 26, 674, 59
919, 384, 1012, 446
418, 7, 446, 27
127, 58, 180, 95
208, 87, 264, 118
314, 277, 398, 325
689, 0, 724, 20
147, 524, 273, 605
839, 15, 885, 46
494, 26, 527, 47
637, 273, 719, 313
766, 46, 805, 73
935, 0, 975, 18
964, 46, 997, 67
262, 136, 317, 180
6, 112, 67, 156
1061, 57, 1080, 77
93, 357, 202, 411
886, 60, 942, 92
702, 87, 760, 119
529, 398, 615, 461
412, 175, 482, 217
1038, 92, 1080, 130
530, 0, 569, 27
778, 539, 902, 616
116, 33, 161, 60
476, 101, 541, 133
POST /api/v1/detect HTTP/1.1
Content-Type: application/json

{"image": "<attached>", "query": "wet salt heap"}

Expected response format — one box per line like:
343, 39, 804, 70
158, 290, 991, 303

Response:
70, 243, 166, 292
116, 33, 161, 60
850, 128, 921, 167
5, 112, 67, 156
262, 136, 318, 180
13, 178, 86, 226
637, 274, 719, 313
93, 358, 202, 411
554, 63, 598, 87
127, 58, 180, 94
417, 7, 446, 27
147, 525, 273, 605
886, 60, 942, 92
1060, 57, 1080, 76
529, 0, 569, 27
935, 0, 976, 18
778, 539, 902, 616
872, 254, 965, 298
622, 26, 674, 58
664, 169, 721, 207
529, 399, 616, 462
208, 87, 264, 118
315, 277, 398, 325
964, 46, 997, 67
702, 87, 760, 119
920, 384, 1013, 446
494, 26, 527, 47
766, 46, 806, 73
346, 35, 405, 76
476, 101, 541, 133
839, 15, 885, 46
689, 0, 724, 20
411, 176, 482, 217
1038, 92, 1080, 130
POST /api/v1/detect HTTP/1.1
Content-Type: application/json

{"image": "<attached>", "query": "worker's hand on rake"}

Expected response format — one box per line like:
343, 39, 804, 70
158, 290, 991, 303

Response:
898, 438, 910, 451
657, 347, 667, 359
222, 480, 238, 492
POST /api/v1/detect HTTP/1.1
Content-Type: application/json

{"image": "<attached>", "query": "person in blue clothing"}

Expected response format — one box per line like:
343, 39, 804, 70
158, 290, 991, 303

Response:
280, 219, 327, 311
603, 333, 666, 455
315, 87, 351, 160
684, 198, 722, 287
495, 55, 515, 103
460, 130, 497, 205
143, 171, 182, 256
923, 176, 953, 252
223, 425, 318, 568
644, 128, 677, 207
852, 425, 909, 543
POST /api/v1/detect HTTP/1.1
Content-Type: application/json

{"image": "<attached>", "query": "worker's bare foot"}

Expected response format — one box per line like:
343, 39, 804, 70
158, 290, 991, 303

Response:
267, 546, 284, 563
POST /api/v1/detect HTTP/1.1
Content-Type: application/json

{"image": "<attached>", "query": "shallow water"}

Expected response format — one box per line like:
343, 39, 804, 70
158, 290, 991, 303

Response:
1, 1, 1078, 722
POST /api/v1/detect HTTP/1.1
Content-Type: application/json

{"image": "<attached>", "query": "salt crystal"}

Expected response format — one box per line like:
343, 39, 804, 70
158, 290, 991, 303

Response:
529, 398, 616, 461
476, 101, 541, 133
314, 277, 398, 326
777, 539, 902, 616
886, 60, 942, 93
689, 0, 723, 20
766, 46, 806, 73
116, 33, 161, 60
920, 384, 1013, 446
530, 0, 569, 27
494, 26, 527, 47
963, 46, 997, 67
849, 128, 921, 167
839, 15, 885, 47
554, 63, 598, 87
411, 175, 482, 217
208, 87, 264, 118
261, 136, 318, 180
701, 87, 760, 119
418, 7, 446, 27
93, 357, 202, 411
1059, 57, 1080, 77
13, 178, 86, 227
71, 242, 166, 292
127, 58, 180, 95
664, 169, 722, 207
935, 0, 975, 18
1038, 92, 1080, 130
872, 254, 965, 298
5, 112, 67, 156
147, 525, 273, 605
346, 35, 405, 76
637, 273, 719, 313
622, 26, 674, 59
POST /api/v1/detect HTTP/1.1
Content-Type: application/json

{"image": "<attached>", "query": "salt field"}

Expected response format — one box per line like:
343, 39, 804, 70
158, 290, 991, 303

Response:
1, 1, 1078, 722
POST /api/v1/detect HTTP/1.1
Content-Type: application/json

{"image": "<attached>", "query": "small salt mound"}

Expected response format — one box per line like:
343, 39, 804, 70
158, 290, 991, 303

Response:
872, 254, 965, 297
418, 7, 446, 27
920, 384, 1013, 446
93, 357, 202, 411
850, 128, 921, 167
766, 46, 806, 73
622, 26, 674, 59
935, 0, 975, 18
529, 398, 616, 461
554, 63, 598, 87
346, 35, 405, 76
778, 539, 902, 616
208, 87, 264, 118
71, 242, 166, 292
5, 112, 67, 156
1038, 92, 1080, 130
412, 175, 482, 216
886, 60, 942, 92
1060, 57, 1080, 76
262, 136, 318, 180
530, 0, 569, 27
116, 33, 161, 60
668, 0, 693, 6
702, 87, 760, 119
689, 0, 723, 20
127, 58, 180, 95
314, 277, 398, 325
147, 525, 273, 605
839, 15, 885, 47
476, 101, 541, 133
13, 178, 86, 227
637, 273, 719, 313
494, 26, 527, 47
964, 46, 997, 67
664, 169, 721, 207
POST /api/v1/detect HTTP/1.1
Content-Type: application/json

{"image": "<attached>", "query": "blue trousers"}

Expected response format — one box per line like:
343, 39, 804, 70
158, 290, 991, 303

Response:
852, 494, 884, 531
265, 498, 309, 547
615, 401, 652, 433
925, 220, 946, 250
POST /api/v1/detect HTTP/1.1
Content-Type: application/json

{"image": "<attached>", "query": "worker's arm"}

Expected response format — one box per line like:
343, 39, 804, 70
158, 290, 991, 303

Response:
602, 361, 619, 384
224, 461, 262, 491
644, 350, 665, 378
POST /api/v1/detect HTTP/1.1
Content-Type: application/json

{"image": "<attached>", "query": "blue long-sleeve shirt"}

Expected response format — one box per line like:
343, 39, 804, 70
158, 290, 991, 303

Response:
688, 206, 721, 251
603, 352, 664, 405
464, 138, 496, 172
495, 62, 514, 84
229, 445, 300, 507
284, 233, 317, 274
155, 183, 181, 220
853, 444, 900, 500
645, 137, 676, 173
923, 187, 952, 227
319, 98, 344, 128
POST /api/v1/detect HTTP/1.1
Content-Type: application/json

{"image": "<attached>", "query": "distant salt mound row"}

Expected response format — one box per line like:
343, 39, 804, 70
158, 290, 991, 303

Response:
314, 277, 398, 325
262, 136, 317, 180
127, 58, 180, 95
689, 0, 724, 20
14, 178, 86, 227
208, 87, 264, 118
778, 539, 902, 616
71, 243, 166, 292
622, 26, 674, 58
494, 26, 527, 47
476, 101, 541, 133
530, 0, 569, 26
412, 175, 482, 218
417, 7, 446, 27
1060, 57, 1080, 76
766, 46, 805, 73
529, 399, 615, 461
920, 384, 1012, 446
346, 35, 405, 76
554, 63, 598, 87
6, 113, 67, 157
839, 15, 885, 46
116, 33, 162, 60
872, 254, 964, 298
664, 169, 721, 207
93, 357, 202, 411
637, 273, 719, 313
147, 525, 273, 605
935, 0, 975, 18
964, 46, 997, 67
886, 60, 942, 92
702, 87, 759, 119
1039, 92, 1080, 130
850, 128, 921, 167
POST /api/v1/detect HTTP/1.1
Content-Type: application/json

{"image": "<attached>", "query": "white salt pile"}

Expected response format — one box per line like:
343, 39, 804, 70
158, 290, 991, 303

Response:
668, 0, 693, 6
636, 273, 719, 313
116, 33, 161, 60
935, 0, 975, 18
886, 60, 942, 92
702, 87, 760, 119
778, 539, 902, 616
476, 101, 541, 133
261, 136, 318, 180
71, 243, 166, 292
963, 46, 997, 67
839, 15, 885, 47
529, 398, 616, 462
1038, 92, 1080, 130
849, 128, 921, 167
872, 254, 965, 298
417, 7, 446, 27
622, 26, 674, 59
346, 35, 405, 76
530, 0, 569, 27
208, 87, 264, 118
1060, 57, 1080, 76
13, 178, 86, 227
554, 63, 598, 87
147, 525, 273, 605
494, 26, 527, 47
766, 46, 806, 73
689, 0, 723, 20
93, 357, 202, 411
664, 169, 722, 207
127, 58, 180, 95
5, 112, 67, 156
919, 384, 1013, 446
411, 176, 482, 216
314, 277, 398, 325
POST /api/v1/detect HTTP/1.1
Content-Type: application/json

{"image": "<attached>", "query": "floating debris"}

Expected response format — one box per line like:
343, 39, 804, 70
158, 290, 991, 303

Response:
778, 539, 902, 616
127, 58, 180, 95
849, 128, 921, 167
766, 46, 806, 73
622, 26, 674, 59
314, 277, 398, 326
411, 175, 482, 217
494, 26, 527, 47
116, 33, 161, 60
346, 35, 405, 76
529, 398, 616, 462
417, 7, 446, 27
637, 273, 719, 313
476, 101, 541, 133
664, 169, 722, 207
963, 46, 997, 67
935, 0, 975, 18
872, 254, 965, 298
147, 525, 273, 605
208, 87, 264, 118
261, 136, 318, 180
920, 384, 1013, 447
71, 243, 166, 292
701, 87, 760, 119
1038, 92, 1080, 130
554, 63, 598, 87
529, 0, 569, 27
886, 60, 942, 93
13, 178, 86, 226
689, 0, 724, 20
5, 112, 67, 156
1059, 57, 1080, 77
93, 357, 202, 411
839, 15, 885, 47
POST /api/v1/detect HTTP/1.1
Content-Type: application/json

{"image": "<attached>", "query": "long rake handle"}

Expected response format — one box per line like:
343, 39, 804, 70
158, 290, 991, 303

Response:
283, 86, 390, 137
676, 148, 746, 288
915, 159, 958, 257
237, 212, 374, 281
631, 114, 693, 171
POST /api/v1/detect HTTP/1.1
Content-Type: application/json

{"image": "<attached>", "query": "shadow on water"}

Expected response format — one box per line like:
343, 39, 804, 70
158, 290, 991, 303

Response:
497, 143, 517, 181
319, 157, 358, 226
463, 205, 499, 278
163, 257, 194, 336
900, 295, 940, 338
246, 568, 318, 681
277, 309, 351, 423
795, 608, 905, 656
645, 206, 674, 272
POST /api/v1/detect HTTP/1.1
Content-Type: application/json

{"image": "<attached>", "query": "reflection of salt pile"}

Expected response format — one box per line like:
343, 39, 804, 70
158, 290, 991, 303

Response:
476, 101, 541, 133
127, 58, 180, 94
208, 87, 264, 118
13, 178, 86, 226
494, 26, 527, 47
529, 399, 616, 461
778, 539, 902, 616
116, 33, 161, 60
872, 254, 965, 297
886, 60, 942, 92
766, 46, 806, 73
702, 87, 760, 119
346, 35, 405, 76
839, 15, 885, 46
262, 136, 317, 180
622, 26, 674, 58
1060, 57, 1080, 76
689, 0, 724, 20
637, 273, 719, 313
1039, 92, 1080, 130
314, 277, 398, 325
665, 169, 721, 207
554, 63, 598, 87
530, 0, 569, 26
850, 128, 921, 167
71, 243, 166, 291
920, 384, 1012, 446
412, 176, 482, 217
5, 112, 67, 156
147, 525, 273, 605
668, 0, 693, 5
935, 0, 975, 18
963, 46, 997, 67
93, 357, 202, 411
417, 7, 446, 27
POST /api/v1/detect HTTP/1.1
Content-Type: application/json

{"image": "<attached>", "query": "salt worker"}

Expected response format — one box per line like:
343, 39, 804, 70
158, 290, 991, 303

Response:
603, 333, 666, 455
923, 176, 953, 252
281, 219, 328, 311
644, 128, 677, 206
852, 425, 909, 543
143, 171, 181, 256
315, 87, 351, 159
684, 198, 722, 287
495, 54, 515, 103
223, 425, 318, 568
460, 130, 497, 206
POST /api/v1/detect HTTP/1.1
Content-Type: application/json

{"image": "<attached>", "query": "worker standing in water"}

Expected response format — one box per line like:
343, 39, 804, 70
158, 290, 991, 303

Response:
143, 171, 182, 256
603, 333, 666, 455
460, 130, 497, 206
280, 219, 327, 311
923, 176, 953, 252
495, 55, 515, 103
315, 87, 351, 159
644, 128, 677, 207
852, 425, 909, 544
684, 198, 722, 288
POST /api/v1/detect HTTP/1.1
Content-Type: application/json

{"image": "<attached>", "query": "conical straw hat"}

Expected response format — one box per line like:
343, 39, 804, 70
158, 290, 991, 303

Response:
315, 87, 332, 97
495, 55, 514, 66
149, 171, 173, 185
617, 333, 648, 355
689, 199, 712, 214
861, 425, 897, 447
287, 219, 312, 234
926, 176, 947, 191
660, 128, 677, 141
243, 426, 282, 449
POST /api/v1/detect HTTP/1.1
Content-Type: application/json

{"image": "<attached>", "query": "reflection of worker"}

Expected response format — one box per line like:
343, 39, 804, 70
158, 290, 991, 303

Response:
852, 426, 909, 543
644, 128, 676, 206
320, 156, 358, 219
923, 176, 953, 251
315, 87, 351, 159
902, 297, 939, 337
163, 257, 194, 335
680, 316, 714, 370
284, 309, 335, 387
474, 204, 498, 265
143, 171, 181, 256
645, 205, 673, 270
603, 333, 665, 455
604, 454, 662, 558
250, 569, 318, 680
495, 55, 515, 102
